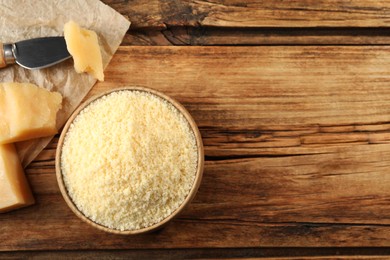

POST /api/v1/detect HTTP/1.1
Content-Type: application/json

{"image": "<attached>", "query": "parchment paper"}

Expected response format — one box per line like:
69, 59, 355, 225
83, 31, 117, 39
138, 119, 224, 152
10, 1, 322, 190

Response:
0, 0, 131, 167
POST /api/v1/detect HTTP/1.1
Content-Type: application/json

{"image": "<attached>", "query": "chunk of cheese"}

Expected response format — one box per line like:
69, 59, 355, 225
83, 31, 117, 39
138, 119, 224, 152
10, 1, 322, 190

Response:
0, 144, 35, 213
64, 20, 104, 81
0, 82, 62, 144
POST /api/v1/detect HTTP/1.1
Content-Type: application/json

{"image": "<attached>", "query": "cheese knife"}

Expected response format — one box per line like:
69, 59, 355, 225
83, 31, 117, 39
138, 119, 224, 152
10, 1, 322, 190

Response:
0, 37, 71, 70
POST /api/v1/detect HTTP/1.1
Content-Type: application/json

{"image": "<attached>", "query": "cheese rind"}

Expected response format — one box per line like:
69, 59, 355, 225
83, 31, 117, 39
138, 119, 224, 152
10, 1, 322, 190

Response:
0, 82, 62, 144
64, 20, 104, 81
0, 144, 35, 213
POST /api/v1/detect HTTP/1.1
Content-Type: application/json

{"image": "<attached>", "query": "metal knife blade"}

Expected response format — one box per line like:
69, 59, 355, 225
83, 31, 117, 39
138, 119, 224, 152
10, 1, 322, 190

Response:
1, 37, 71, 70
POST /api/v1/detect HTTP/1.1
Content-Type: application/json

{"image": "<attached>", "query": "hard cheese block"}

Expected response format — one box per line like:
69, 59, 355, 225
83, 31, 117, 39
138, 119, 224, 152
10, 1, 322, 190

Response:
64, 20, 104, 81
0, 82, 62, 144
0, 144, 34, 213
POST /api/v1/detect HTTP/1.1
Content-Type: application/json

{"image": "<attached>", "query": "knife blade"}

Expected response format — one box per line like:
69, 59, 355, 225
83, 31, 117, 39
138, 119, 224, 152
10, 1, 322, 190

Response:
0, 37, 71, 70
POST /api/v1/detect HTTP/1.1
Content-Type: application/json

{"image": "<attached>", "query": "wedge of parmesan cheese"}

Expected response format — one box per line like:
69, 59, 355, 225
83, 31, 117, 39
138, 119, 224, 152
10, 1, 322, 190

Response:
0, 82, 62, 144
0, 143, 35, 213
64, 20, 104, 81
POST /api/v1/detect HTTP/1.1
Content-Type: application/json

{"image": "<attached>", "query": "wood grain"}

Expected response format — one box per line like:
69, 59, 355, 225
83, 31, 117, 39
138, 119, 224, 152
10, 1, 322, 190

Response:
1, 46, 390, 250
125, 28, 390, 46
0, 249, 389, 260
102, 0, 390, 29
107, 0, 390, 47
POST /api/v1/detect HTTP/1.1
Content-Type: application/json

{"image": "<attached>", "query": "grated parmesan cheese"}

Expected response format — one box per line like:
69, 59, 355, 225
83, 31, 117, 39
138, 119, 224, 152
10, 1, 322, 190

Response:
60, 90, 198, 231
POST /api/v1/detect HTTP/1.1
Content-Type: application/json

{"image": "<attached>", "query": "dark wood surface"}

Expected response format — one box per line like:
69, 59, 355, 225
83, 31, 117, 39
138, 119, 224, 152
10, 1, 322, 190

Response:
102, 0, 390, 29
1, 1, 390, 259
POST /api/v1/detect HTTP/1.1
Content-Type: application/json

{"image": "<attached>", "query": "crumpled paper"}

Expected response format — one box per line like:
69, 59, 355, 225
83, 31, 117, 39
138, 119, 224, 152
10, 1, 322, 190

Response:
0, 0, 130, 167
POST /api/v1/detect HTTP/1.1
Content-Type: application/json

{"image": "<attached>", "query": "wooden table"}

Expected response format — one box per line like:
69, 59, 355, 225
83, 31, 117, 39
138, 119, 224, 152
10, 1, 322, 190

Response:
2, 1, 390, 259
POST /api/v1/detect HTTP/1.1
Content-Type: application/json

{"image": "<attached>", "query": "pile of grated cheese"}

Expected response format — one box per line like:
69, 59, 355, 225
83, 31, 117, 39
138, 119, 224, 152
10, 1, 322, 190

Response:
60, 90, 198, 231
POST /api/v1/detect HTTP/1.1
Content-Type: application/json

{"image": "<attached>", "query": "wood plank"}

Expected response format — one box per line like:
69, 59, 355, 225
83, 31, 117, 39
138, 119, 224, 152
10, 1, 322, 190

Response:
1, 195, 389, 249
93, 46, 390, 128
103, 0, 390, 29
2, 46, 390, 250
269, 256, 388, 260
165, 27, 390, 46
124, 28, 390, 46
261, 258, 389, 260
0, 249, 389, 259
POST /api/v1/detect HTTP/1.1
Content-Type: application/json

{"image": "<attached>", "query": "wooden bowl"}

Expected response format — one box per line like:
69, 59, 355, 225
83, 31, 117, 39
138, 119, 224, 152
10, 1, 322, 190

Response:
55, 86, 204, 235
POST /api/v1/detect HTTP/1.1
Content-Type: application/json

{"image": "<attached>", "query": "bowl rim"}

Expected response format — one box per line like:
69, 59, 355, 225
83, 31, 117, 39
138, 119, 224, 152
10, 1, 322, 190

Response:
55, 86, 204, 235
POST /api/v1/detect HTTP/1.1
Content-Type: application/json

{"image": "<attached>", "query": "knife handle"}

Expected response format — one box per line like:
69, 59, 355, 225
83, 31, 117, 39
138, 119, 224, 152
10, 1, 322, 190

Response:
0, 42, 6, 68
0, 42, 15, 68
